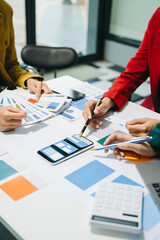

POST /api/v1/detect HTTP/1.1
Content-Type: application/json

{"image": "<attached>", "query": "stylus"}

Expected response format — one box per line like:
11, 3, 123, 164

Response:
91, 136, 152, 151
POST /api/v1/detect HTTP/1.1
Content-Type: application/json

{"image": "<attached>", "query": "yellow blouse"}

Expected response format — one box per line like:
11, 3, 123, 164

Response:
0, 0, 43, 89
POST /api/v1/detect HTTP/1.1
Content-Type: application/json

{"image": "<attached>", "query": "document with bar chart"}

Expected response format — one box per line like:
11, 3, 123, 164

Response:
0, 89, 70, 126
0, 90, 53, 126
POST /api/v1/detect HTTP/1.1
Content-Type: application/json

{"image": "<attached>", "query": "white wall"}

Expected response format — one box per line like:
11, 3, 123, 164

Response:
104, 0, 160, 67
110, 0, 160, 41
104, 40, 138, 67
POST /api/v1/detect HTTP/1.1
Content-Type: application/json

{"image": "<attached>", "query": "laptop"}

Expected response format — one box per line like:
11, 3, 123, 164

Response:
136, 158, 160, 210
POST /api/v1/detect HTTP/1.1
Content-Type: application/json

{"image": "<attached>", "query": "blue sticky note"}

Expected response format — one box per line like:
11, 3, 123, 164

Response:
142, 194, 160, 231
112, 175, 143, 188
0, 160, 17, 180
65, 160, 115, 190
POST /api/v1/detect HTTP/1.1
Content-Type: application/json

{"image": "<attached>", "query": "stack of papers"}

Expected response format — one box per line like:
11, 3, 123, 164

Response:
46, 76, 104, 121
0, 89, 71, 126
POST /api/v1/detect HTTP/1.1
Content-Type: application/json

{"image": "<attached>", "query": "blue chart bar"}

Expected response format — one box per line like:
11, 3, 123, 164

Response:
112, 175, 144, 188
48, 102, 59, 109
143, 194, 160, 231
71, 98, 88, 111
0, 160, 17, 180
60, 112, 74, 120
65, 160, 115, 190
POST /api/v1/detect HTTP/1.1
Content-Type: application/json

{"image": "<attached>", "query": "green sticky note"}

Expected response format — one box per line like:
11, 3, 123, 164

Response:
97, 134, 111, 145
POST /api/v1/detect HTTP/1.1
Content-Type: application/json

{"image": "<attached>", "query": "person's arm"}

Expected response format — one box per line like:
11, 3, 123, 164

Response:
82, 8, 160, 128
82, 30, 150, 128
102, 8, 160, 110
102, 27, 149, 110
5, 3, 52, 100
4, 5, 42, 87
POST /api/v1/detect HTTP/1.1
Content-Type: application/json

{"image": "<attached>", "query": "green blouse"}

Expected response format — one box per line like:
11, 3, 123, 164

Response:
149, 123, 160, 156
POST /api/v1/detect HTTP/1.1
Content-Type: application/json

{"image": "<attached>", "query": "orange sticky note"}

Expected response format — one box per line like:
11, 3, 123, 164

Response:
28, 98, 37, 104
0, 176, 38, 201
124, 151, 153, 163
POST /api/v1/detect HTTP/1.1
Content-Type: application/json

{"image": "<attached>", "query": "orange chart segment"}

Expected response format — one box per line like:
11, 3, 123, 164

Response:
0, 175, 38, 201
124, 151, 153, 163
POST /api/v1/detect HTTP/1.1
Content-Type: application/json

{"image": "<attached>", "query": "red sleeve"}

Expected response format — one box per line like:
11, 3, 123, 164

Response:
103, 8, 160, 110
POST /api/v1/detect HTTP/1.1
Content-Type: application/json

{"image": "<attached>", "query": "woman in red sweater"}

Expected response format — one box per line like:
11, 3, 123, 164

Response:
83, 8, 160, 136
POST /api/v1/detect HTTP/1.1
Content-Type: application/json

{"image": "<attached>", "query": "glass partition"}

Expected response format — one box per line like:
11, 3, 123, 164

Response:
36, 0, 99, 56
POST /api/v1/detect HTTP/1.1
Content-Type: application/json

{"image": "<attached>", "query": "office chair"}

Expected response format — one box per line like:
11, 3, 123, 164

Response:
21, 45, 78, 78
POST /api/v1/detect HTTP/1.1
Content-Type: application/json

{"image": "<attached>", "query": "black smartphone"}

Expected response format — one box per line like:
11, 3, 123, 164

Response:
51, 86, 85, 100
37, 134, 94, 165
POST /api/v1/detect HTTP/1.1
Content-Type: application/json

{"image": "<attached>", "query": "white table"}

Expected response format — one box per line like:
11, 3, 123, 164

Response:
0, 80, 160, 240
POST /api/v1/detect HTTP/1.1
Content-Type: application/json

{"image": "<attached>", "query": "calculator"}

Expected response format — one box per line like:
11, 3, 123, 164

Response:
90, 182, 143, 234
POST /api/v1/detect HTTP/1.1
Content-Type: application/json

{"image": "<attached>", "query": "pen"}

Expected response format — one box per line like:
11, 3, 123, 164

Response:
91, 136, 153, 151
79, 98, 102, 137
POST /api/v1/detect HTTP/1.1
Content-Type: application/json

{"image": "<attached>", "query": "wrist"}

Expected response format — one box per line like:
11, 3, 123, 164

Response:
24, 78, 32, 87
103, 97, 115, 109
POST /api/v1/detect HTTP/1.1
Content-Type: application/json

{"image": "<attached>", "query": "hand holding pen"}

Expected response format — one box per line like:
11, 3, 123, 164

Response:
97, 132, 156, 160
82, 97, 115, 130
92, 136, 152, 150
80, 98, 102, 137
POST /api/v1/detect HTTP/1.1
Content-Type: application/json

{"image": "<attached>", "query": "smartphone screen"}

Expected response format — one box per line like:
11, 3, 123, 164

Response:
51, 86, 85, 100
37, 134, 93, 165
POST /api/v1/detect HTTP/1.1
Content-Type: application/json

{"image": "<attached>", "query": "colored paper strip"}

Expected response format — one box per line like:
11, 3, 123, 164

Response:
0, 176, 38, 201
112, 175, 143, 188
124, 151, 153, 163
142, 194, 160, 231
0, 160, 17, 180
65, 160, 115, 190
97, 134, 111, 145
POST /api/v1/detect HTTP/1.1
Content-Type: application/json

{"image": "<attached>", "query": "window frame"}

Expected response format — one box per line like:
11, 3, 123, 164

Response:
25, 0, 108, 62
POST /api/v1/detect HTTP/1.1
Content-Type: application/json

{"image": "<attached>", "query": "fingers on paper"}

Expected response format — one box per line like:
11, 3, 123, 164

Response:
41, 83, 52, 94
82, 100, 97, 120
1, 106, 26, 120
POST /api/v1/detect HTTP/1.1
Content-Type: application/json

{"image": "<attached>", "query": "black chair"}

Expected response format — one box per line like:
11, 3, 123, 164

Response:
21, 45, 78, 78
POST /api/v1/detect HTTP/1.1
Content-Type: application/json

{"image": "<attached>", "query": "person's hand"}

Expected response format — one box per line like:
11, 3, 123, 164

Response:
104, 132, 156, 160
82, 97, 115, 129
0, 106, 27, 132
26, 78, 52, 101
126, 118, 160, 137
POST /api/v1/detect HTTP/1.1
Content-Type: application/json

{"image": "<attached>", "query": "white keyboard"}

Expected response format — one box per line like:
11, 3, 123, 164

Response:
90, 181, 143, 234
